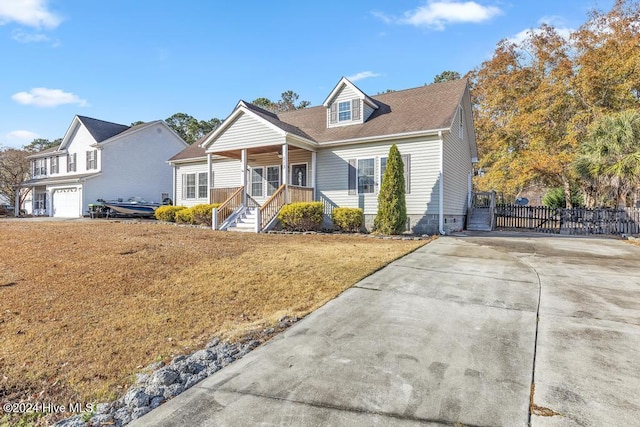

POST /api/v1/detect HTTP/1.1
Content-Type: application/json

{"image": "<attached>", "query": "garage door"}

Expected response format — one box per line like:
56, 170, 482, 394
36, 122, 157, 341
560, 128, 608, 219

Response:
52, 188, 80, 217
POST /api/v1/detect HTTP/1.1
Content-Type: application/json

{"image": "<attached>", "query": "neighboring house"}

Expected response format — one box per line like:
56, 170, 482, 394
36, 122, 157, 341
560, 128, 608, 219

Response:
168, 77, 478, 234
23, 115, 187, 217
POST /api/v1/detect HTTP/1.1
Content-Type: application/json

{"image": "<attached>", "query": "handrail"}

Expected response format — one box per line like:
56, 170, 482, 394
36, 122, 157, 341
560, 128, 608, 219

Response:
259, 184, 286, 231
215, 186, 244, 229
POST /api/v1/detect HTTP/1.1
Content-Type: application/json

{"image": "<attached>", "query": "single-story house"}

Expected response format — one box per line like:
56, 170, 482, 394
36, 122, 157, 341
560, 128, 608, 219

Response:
168, 77, 478, 234
23, 115, 187, 217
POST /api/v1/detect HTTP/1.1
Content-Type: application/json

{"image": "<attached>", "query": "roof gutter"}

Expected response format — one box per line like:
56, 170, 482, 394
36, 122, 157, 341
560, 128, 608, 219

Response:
438, 130, 445, 235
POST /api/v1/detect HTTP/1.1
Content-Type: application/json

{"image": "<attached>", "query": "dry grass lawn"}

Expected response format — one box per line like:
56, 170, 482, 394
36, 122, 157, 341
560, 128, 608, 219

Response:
0, 220, 427, 415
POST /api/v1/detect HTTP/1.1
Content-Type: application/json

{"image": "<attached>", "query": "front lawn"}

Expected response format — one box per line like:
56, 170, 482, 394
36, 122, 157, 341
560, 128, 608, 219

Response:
0, 221, 427, 423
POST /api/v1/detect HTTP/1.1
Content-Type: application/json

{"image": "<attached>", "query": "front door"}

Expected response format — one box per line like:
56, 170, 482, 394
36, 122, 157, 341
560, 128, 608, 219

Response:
291, 164, 307, 187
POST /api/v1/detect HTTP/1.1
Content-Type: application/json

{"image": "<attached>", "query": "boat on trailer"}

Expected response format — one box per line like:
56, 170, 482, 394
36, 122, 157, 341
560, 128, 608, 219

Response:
90, 197, 169, 218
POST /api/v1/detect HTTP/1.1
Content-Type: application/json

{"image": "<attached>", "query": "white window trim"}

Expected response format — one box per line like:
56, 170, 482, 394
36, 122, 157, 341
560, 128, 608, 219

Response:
67, 153, 77, 172
184, 173, 197, 199
290, 162, 308, 187
249, 166, 265, 198
51, 156, 59, 174
356, 157, 375, 195
265, 164, 281, 196
87, 149, 97, 170
338, 101, 352, 122
197, 172, 208, 199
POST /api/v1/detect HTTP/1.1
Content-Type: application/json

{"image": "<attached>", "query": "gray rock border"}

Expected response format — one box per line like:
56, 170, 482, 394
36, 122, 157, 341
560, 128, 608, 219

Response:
55, 316, 299, 427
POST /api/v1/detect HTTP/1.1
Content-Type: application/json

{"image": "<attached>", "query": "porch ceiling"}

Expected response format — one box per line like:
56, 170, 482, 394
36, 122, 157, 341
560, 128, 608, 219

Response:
212, 145, 307, 160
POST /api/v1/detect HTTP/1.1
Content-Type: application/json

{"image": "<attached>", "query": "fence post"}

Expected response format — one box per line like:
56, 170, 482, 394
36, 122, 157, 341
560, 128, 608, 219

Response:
212, 208, 218, 230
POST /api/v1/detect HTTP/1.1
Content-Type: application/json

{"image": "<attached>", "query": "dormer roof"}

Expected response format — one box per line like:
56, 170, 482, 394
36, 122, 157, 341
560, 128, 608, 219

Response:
322, 77, 379, 110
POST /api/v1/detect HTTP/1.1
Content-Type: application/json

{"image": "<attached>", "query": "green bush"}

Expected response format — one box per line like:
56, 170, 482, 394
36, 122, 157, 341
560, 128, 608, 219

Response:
155, 205, 186, 222
175, 208, 195, 224
278, 202, 324, 231
542, 187, 584, 209
331, 207, 363, 232
190, 203, 220, 226
374, 144, 407, 234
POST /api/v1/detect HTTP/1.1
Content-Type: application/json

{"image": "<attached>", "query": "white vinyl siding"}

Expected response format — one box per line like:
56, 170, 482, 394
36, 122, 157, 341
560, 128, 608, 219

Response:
211, 158, 241, 189
174, 162, 209, 207
363, 103, 375, 122
210, 113, 284, 153
317, 136, 440, 216
327, 83, 364, 128
443, 122, 473, 216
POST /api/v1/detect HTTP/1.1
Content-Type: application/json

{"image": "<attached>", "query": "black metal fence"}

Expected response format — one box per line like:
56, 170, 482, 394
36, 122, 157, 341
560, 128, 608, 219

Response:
495, 204, 640, 235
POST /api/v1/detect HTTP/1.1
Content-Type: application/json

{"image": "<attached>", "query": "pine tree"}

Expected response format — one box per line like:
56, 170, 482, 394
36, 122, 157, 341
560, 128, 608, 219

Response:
375, 144, 406, 234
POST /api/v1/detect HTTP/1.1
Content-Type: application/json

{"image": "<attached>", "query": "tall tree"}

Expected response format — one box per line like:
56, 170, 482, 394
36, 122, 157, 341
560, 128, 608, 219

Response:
251, 91, 310, 113
374, 144, 407, 234
0, 147, 31, 211
470, 0, 640, 207
433, 70, 461, 83
164, 113, 221, 144
24, 138, 61, 153
575, 109, 640, 207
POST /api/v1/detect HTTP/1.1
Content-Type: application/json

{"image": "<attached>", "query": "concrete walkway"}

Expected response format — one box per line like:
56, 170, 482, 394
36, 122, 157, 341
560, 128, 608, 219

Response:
131, 234, 640, 426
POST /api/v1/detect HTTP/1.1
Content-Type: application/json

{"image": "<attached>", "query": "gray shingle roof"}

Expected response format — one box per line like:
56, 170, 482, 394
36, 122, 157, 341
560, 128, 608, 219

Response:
77, 116, 129, 143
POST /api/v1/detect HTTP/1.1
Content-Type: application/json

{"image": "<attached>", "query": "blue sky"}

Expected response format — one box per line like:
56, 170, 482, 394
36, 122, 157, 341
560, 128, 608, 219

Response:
0, 0, 614, 148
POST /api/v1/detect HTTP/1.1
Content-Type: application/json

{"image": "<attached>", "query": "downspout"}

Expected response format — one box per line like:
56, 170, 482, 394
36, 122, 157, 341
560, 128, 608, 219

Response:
171, 164, 176, 205
438, 130, 445, 235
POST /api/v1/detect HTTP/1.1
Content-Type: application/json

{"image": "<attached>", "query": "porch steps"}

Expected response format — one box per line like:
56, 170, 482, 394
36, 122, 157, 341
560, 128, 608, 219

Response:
467, 208, 493, 232
227, 208, 258, 233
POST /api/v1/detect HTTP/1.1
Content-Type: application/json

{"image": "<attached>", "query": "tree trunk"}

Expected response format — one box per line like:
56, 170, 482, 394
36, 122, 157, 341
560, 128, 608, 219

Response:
563, 177, 573, 209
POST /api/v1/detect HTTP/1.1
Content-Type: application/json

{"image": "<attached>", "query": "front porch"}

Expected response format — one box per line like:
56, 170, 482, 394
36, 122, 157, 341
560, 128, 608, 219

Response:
207, 144, 317, 232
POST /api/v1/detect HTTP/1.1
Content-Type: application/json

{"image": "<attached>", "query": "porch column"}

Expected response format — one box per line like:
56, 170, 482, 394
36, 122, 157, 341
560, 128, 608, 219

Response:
241, 149, 247, 205
207, 152, 212, 203
282, 144, 289, 202
311, 151, 317, 201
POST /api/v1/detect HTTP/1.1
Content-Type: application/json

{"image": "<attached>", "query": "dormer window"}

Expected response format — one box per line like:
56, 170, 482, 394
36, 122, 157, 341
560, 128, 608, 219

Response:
339, 101, 352, 122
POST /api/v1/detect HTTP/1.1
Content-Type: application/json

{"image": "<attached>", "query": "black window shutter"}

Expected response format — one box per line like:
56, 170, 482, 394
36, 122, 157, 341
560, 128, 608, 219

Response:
330, 103, 337, 124
86, 151, 90, 169
402, 154, 411, 194
348, 159, 357, 195
352, 99, 361, 120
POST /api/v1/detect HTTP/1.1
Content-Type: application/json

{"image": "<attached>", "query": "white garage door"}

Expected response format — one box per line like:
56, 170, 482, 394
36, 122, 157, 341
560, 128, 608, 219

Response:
52, 188, 80, 217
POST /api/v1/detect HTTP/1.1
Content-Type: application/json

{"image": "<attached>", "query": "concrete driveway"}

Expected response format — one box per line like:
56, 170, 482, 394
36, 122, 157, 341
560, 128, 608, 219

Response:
131, 233, 640, 426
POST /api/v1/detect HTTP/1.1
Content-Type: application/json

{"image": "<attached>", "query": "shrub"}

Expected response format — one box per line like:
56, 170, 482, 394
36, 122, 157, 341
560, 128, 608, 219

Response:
331, 207, 363, 232
190, 203, 220, 226
542, 187, 584, 209
155, 205, 186, 222
175, 208, 195, 224
278, 202, 324, 231
374, 144, 407, 234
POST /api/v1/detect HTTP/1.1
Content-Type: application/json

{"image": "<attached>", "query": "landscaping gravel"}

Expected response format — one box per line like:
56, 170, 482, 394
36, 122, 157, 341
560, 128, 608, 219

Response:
54, 316, 299, 427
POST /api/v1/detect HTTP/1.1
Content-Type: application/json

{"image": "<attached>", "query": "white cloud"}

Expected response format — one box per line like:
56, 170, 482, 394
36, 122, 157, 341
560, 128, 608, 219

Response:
12, 29, 49, 43
346, 71, 382, 82
12, 88, 88, 108
2, 130, 39, 149
0, 0, 62, 28
507, 17, 574, 45
7, 130, 39, 140
375, 1, 502, 30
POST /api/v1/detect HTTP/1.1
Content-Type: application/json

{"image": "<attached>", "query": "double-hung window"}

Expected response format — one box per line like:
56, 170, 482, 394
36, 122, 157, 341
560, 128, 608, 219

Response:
197, 172, 208, 198
183, 173, 196, 199
357, 159, 375, 194
33, 158, 47, 176
51, 156, 59, 174
67, 153, 77, 172
338, 101, 351, 122
86, 150, 97, 170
